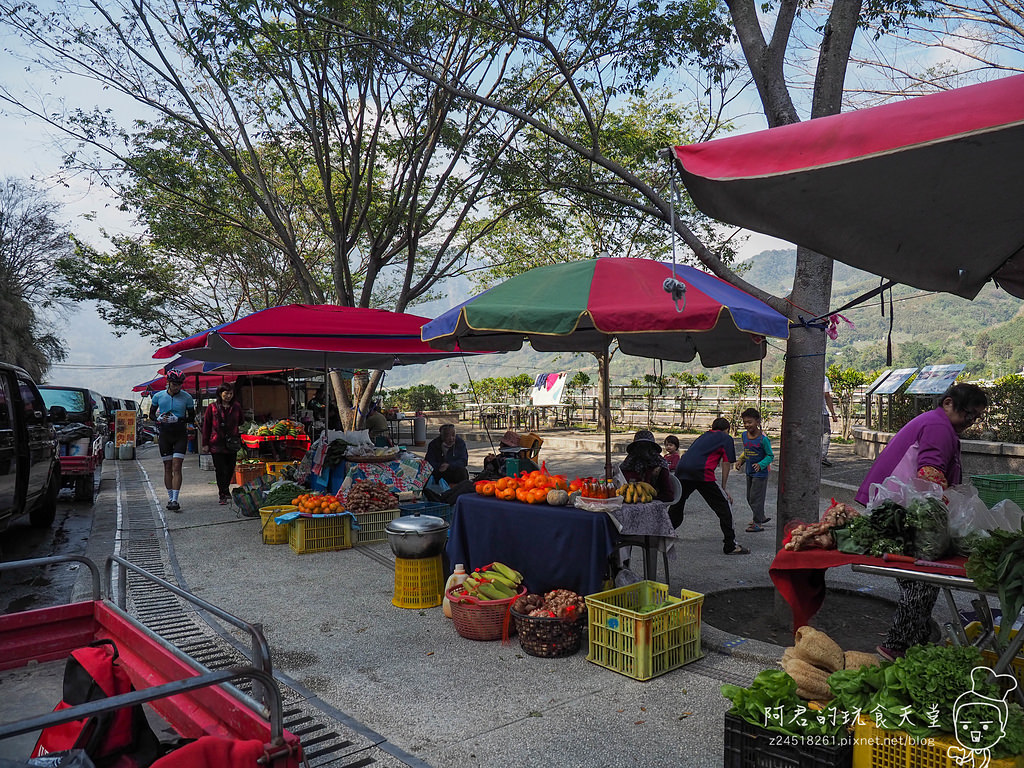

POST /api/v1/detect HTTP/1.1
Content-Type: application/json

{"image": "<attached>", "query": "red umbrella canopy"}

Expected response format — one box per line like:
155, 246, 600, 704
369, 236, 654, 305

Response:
672, 74, 1024, 300
154, 304, 468, 369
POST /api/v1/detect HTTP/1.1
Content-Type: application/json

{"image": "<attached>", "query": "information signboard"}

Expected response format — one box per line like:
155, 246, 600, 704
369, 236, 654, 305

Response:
865, 369, 893, 396
905, 364, 966, 395
114, 410, 137, 448
872, 368, 919, 395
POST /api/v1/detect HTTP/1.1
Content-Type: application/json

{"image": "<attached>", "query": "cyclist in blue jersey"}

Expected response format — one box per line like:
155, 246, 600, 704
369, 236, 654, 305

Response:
148, 370, 196, 512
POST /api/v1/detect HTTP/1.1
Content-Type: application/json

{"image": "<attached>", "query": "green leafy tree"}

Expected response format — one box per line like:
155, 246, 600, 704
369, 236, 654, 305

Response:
671, 371, 709, 430
0, 0, 537, 424
0, 178, 72, 378
988, 374, 1024, 444
826, 364, 870, 439
726, 371, 759, 429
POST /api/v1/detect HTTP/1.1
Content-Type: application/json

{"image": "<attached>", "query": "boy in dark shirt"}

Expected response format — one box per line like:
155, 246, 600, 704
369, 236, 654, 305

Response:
673, 417, 749, 555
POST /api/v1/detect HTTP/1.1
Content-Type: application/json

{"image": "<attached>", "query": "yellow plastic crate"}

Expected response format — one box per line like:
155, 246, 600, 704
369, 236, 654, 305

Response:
852, 717, 1024, 768
585, 580, 703, 681
393, 554, 444, 609
265, 461, 298, 480
259, 505, 296, 545
288, 514, 353, 554
354, 508, 399, 545
961, 621, 1024, 688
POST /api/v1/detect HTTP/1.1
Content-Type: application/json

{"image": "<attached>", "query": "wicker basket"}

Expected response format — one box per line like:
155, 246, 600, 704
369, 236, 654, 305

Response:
511, 609, 587, 657
447, 585, 526, 641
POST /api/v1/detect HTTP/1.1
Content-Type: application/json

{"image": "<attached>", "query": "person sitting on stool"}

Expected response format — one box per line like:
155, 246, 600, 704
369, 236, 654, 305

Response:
425, 423, 469, 484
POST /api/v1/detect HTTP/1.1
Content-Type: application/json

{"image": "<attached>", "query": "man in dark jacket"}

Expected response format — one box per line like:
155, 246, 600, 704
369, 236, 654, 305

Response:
425, 423, 469, 485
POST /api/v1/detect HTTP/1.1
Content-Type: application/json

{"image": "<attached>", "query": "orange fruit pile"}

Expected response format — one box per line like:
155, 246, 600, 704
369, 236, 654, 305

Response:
475, 467, 572, 504
291, 493, 343, 514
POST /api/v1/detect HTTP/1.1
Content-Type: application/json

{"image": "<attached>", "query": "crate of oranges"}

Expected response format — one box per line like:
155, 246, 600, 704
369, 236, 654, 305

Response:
288, 493, 353, 554
292, 493, 344, 515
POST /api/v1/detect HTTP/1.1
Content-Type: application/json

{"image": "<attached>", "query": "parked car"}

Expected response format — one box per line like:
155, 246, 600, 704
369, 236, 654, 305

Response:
38, 385, 108, 502
0, 362, 61, 536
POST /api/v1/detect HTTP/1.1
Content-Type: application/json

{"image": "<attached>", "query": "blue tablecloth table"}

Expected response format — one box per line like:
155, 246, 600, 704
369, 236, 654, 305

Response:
446, 495, 616, 596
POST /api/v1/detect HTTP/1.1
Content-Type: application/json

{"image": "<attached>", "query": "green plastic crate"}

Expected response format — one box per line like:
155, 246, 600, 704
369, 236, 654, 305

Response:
585, 580, 703, 681
970, 474, 1024, 508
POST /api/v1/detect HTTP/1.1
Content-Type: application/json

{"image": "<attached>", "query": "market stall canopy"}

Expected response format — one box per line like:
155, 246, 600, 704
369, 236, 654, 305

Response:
671, 74, 1024, 300
422, 257, 789, 476
422, 258, 790, 366
153, 304, 474, 369
133, 356, 286, 392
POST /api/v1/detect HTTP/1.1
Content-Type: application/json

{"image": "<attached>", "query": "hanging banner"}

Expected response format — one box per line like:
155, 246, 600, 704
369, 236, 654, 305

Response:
531, 372, 568, 406
114, 409, 137, 448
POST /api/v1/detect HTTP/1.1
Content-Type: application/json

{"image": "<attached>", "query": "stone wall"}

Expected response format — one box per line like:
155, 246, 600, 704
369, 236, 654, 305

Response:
853, 426, 1024, 477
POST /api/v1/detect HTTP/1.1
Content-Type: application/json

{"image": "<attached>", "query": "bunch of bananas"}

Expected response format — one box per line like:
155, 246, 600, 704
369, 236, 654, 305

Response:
617, 481, 658, 504
456, 561, 524, 602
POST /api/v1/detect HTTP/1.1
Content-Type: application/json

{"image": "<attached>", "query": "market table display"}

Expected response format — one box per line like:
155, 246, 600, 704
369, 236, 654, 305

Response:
241, 433, 311, 461
768, 548, 967, 631
447, 495, 616, 596
340, 454, 432, 494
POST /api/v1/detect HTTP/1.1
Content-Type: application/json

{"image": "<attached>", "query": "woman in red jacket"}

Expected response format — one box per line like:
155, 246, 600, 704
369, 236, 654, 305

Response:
201, 384, 245, 504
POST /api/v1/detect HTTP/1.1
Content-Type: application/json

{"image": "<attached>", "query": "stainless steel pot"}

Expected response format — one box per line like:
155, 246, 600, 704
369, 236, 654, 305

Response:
385, 512, 449, 559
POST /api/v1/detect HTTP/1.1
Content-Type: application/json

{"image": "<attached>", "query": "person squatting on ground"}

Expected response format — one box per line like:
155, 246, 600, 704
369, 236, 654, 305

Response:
673, 417, 750, 555
425, 423, 469, 485
735, 408, 774, 532
201, 383, 244, 505
855, 382, 989, 660
149, 369, 196, 512
619, 430, 676, 502
662, 434, 681, 471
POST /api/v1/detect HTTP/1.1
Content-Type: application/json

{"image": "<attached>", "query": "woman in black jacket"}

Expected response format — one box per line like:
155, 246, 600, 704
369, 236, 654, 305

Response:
201, 384, 245, 504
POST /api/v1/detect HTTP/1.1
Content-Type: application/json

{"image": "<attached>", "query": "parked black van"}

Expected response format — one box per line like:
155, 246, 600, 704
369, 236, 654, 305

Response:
0, 362, 61, 536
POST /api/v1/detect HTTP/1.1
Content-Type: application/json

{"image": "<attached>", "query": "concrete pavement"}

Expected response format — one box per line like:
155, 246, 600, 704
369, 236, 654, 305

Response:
73, 434, 926, 767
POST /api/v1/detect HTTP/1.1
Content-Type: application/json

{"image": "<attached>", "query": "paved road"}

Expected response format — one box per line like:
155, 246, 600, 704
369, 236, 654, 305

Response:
0, 483, 96, 614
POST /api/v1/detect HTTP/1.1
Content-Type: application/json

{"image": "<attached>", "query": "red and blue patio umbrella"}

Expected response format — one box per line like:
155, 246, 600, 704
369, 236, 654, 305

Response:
671, 74, 1024, 300
422, 257, 789, 475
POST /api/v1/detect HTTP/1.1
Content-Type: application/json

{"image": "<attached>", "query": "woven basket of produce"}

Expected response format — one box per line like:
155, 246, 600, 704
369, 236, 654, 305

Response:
447, 585, 526, 642
510, 590, 588, 657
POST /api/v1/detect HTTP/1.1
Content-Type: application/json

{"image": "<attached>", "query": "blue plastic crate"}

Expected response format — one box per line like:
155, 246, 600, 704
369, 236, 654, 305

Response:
399, 501, 452, 525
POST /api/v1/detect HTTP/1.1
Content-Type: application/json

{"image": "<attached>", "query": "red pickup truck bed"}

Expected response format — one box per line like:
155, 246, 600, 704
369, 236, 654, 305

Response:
0, 557, 302, 766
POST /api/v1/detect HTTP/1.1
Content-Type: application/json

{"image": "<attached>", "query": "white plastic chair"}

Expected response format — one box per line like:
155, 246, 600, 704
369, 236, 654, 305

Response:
616, 469, 679, 583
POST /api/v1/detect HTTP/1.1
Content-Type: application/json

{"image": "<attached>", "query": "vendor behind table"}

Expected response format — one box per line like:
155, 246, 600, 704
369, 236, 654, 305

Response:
855, 381, 989, 661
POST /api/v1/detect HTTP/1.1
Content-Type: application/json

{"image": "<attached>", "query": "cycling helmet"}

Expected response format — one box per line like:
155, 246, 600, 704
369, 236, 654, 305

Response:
165, 369, 186, 384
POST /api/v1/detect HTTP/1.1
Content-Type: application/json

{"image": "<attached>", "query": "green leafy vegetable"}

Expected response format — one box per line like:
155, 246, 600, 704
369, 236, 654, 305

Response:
721, 669, 844, 738
967, 529, 1022, 591
905, 497, 951, 561
263, 482, 306, 508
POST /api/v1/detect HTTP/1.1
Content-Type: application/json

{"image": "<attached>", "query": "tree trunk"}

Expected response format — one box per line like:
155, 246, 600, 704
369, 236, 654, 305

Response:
773, 245, 835, 627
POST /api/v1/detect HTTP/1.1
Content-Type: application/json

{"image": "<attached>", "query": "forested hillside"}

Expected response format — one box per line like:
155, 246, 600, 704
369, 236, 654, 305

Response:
386, 250, 1024, 390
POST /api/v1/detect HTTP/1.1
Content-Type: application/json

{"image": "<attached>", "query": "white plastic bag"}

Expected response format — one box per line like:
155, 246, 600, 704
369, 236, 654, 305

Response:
866, 474, 944, 511
976, 497, 1024, 533
945, 483, 991, 539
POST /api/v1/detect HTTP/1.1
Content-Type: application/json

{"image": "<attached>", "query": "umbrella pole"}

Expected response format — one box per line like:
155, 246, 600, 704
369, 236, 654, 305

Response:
602, 339, 612, 479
